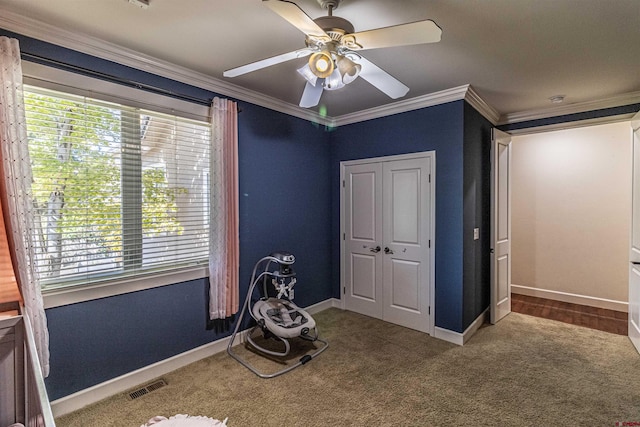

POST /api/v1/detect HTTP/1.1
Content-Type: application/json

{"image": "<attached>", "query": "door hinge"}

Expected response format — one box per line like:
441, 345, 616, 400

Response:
342, 180, 345, 188
343, 286, 346, 294
428, 240, 431, 248
343, 233, 346, 240
428, 174, 431, 183
428, 306, 431, 315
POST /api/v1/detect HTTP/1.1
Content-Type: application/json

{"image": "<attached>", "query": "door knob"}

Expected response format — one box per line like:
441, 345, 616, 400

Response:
370, 246, 381, 253
384, 247, 394, 254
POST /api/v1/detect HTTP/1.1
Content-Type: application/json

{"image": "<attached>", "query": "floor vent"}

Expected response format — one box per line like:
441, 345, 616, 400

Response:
126, 379, 168, 400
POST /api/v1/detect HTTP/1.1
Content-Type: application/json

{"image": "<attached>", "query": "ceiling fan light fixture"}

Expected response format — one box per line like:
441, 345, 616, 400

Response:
297, 63, 318, 86
324, 68, 345, 91
337, 55, 361, 84
308, 49, 334, 78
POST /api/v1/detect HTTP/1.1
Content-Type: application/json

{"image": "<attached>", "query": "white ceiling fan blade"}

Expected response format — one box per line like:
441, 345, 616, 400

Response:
348, 20, 442, 50
299, 80, 324, 108
223, 48, 312, 78
263, 0, 329, 39
357, 56, 409, 99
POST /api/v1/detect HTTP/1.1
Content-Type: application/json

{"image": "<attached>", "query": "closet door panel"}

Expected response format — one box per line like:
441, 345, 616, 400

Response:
382, 158, 431, 333
343, 163, 383, 318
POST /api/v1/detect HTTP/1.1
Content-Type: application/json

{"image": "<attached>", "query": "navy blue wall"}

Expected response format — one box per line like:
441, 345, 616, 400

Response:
45, 278, 212, 398
237, 105, 332, 309
462, 103, 493, 328
2, 30, 332, 400
329, 102, 466, 332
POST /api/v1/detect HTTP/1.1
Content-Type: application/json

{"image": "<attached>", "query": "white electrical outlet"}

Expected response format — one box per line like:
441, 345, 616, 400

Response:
473, 228, 479, 240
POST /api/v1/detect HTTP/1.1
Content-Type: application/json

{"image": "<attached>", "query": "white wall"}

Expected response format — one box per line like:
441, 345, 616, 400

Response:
511, 121, 631, 310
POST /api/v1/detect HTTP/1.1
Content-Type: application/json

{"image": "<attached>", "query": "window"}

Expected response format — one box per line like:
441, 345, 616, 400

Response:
24, 86, 210, 290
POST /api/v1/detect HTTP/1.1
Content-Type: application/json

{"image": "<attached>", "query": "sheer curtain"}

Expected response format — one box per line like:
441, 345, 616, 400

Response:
0, 36, 50, 376
208, 97, 239, 320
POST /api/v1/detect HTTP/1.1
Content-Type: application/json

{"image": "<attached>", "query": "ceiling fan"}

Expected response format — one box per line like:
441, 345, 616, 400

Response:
223, 0, 442, 108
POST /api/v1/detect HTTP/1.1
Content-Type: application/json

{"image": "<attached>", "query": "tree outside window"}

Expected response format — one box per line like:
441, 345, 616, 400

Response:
24, 88, 210, 288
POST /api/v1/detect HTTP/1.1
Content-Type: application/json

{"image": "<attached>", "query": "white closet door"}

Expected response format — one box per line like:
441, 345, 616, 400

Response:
382, 158, 432, 332
343, 162, 384, 318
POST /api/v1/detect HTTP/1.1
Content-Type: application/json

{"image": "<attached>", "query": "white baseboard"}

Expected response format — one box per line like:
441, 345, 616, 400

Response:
50, 298, 340, 418
333, 297, 487, 346
511, 284, 628, 313
434, 327, 463, 345
305, 298, 342, 314
434, 308, 488, 346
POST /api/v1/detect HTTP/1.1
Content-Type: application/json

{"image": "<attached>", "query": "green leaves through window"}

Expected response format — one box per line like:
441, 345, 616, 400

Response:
24, 86, 210, 289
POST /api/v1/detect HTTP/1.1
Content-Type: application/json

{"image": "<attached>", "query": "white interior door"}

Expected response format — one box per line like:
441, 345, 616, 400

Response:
382, 158, 431, 333
629, 111, 640, 353
343, 162, 383, 319
491, 128, 512, 324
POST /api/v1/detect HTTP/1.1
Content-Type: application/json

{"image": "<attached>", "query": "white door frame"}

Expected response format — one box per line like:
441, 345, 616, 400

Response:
339, 151, 436, 336
502, 115, 635, 320
629, 110, 640, 353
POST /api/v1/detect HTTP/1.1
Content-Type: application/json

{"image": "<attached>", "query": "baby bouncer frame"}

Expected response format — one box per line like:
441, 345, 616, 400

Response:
227, 252, 328, 378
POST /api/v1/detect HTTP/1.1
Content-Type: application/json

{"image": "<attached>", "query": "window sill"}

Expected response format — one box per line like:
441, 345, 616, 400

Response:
42, 266, 208, 309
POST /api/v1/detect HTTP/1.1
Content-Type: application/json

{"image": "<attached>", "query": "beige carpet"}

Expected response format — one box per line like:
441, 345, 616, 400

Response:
56, 308, 640, 426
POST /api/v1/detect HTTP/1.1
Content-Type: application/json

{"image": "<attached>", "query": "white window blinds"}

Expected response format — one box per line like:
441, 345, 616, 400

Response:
24, 86, 210, 289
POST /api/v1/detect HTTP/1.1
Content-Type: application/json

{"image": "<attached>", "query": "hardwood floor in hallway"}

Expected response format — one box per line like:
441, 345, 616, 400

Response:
511, 293, 628, 336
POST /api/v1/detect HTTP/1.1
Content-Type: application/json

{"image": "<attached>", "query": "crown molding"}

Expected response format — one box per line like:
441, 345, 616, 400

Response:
333, 85, 471, 127
498, 90, 640, 125
332, 85, 502, 127
465, 86, 501, 124
505, 113, 636, 136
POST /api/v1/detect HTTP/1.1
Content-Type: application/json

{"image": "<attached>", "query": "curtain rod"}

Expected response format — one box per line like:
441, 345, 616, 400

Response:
21, 52, 241, 111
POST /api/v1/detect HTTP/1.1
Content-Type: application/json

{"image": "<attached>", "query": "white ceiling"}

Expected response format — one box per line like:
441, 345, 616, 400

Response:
1, 0, 639, 123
